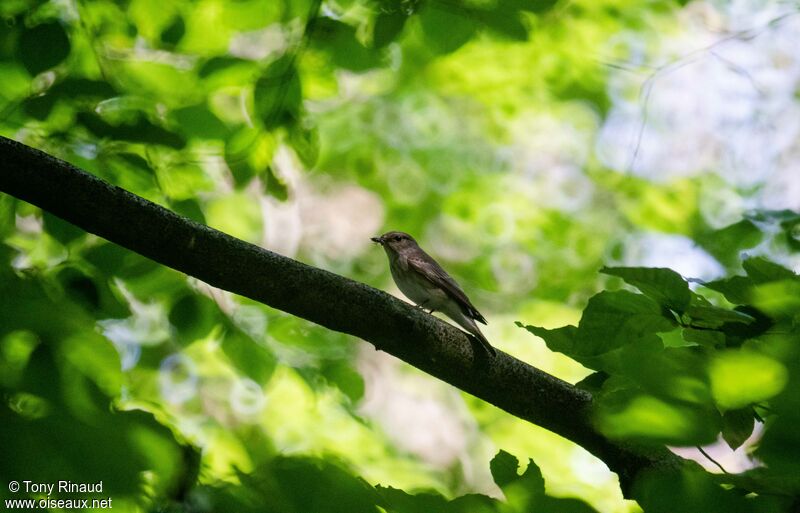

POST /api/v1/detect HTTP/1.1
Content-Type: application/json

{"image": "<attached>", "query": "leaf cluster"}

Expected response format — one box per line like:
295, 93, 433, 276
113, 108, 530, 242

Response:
519, 253, 800, 509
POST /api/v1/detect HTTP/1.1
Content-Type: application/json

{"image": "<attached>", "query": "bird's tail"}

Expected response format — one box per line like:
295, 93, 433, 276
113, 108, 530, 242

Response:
458, 315, 497, 357
472, 326, 497, 357
442, 304, 498, 357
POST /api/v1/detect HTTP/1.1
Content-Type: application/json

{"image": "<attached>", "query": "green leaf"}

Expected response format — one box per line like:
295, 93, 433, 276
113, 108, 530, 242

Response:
168, 293, 219, 345
478, 7, 529, 41
221, 329, 276, 384
517, 322, 579, 356
489, 450, 544, 498
373, 10, 407, 48
488, 450, 599, 512
103, 152, 161, 200
268, 315, 354, 357
42, 211, 84, 245
684, 304, 755, 329
444, 494, 498, 513
310, 17, 382, 71
519, 291, 674, 359
721, 408, 755, 450
171, 198, 206, 224
779, 213, 800, 251
154, 161, 213, 201
22, 94, 56, 120
490, 450, 532, 489
0, 194, 16, 238
225, 128, 276, 187
255, 456, 383, 513
50, 77, 117, 98
378, 486, 498, 513
263, 166, 288, 201
282, 0, 318, 22
160, 15, 185, 46
574, 371, 609, 394
618, 345, 711, 404
513, 0, 559, 13
254, 55, 302, 129
225, 128, 288, 193
204, 191, 263, 242
742, 257, 796, 283
83, 242, 159, 279
0, 330, 38, 389
172, 103, 229, 140
634, 466, 770, 513
751, 280, 800, 318
321, 361, 364, 403
288, 123, 319, 169
709, 350, 788, 410
696, 219, 763, 267
595, 389, 721, 445
22, 78, 117, 120
0, 343, 194, 500
746, 209, 800, 224
56, 266, 130, 320
18, 21, 70, 75
198, 56, 258, 87
755, 415, 800, 480
715, 466, 800, 497
76, 111, 186, 149
375, 486, 450, 513
682, 328, 725, 348
575, 291, 675, 355
704, 257, 798, 305
60, 330, 123, 397
199, 56, 252, 77
419, 2, 478, 54
702, 276, 754, 305
601, 266, 691, 313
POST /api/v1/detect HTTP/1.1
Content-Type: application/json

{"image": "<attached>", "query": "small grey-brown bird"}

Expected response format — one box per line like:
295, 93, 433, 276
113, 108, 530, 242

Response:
371, 231, 496, 356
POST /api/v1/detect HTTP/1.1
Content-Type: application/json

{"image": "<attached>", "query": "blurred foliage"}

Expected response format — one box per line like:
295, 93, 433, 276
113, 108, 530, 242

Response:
2, 0, 800, 512
520, 255, 800, 508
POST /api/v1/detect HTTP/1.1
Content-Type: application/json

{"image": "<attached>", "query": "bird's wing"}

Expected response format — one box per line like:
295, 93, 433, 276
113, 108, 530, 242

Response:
406, 252, 487, 324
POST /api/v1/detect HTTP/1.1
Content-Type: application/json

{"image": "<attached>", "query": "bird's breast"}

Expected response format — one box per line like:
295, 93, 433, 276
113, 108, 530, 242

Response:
389, 256, 447, 308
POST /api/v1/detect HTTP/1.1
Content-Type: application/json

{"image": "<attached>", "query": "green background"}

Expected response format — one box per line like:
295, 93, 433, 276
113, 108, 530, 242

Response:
1, 0, 800, 511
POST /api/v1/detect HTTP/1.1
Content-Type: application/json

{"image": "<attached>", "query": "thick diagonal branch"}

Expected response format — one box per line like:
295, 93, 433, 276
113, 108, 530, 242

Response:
0, 135, 681, 493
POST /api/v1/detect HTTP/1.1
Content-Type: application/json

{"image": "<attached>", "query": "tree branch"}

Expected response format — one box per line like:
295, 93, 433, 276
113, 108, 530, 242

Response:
0, 135, 682, 495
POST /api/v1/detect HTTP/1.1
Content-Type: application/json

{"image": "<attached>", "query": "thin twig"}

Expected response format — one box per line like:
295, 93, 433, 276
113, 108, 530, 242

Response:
696, 445, 729, 474
625, 10, 800, 172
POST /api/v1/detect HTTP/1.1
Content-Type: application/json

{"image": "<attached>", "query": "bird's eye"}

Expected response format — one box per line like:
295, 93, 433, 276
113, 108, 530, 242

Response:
394, 236, 401, 241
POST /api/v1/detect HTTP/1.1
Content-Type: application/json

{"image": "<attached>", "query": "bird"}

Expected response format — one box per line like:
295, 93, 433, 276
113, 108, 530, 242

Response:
371, 231, 497, 357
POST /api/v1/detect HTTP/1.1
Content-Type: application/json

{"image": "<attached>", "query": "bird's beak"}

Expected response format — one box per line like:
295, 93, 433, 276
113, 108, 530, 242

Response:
371, 236, 384, 245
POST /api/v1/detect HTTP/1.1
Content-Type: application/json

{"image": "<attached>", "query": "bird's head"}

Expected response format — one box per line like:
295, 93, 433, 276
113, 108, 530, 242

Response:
371, 231, 417, 254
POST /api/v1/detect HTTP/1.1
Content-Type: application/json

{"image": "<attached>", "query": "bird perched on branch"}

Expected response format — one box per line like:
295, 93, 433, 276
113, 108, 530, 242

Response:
371, 231, 496, 357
